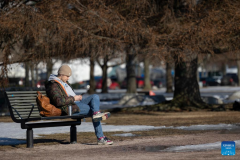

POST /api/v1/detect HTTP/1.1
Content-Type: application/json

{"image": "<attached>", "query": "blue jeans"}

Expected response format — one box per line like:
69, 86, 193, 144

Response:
73, 94, 104, 139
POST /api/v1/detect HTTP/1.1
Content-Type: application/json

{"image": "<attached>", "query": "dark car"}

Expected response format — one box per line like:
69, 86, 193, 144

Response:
78, 80, 90, 89
200, 76, 221, 86
36, 80, 46, 88
221, 73, 239, 86
152, 80, 163, 88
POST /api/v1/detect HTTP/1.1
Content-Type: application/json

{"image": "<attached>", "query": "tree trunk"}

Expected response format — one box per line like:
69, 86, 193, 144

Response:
236, 54, 240, 86
237, 59, 240, 86
46, 59, 54, 80
35, 63, 39, 83
101, 56, 108, 93
166, 62, 173, 93
30, 63, 35, 87
25, 62, 30, 87
126, 54, 137, 93
143, 57, 151, 90
88, 57, 96, 94
173, 53, 205, 108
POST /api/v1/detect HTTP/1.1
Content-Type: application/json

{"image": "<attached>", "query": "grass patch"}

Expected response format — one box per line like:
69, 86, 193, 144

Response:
104, 111, 240, 126
107, 102, 235, 112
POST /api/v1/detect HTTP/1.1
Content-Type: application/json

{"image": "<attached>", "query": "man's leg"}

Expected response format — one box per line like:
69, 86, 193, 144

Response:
74, 101, 104, 138
81, 94, 110, 121
80, 94, 100, 114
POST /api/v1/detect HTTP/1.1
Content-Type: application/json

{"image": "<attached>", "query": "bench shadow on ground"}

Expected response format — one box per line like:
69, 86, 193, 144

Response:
81, 143, 98, 145
0, 138, 26, 146
34, 139, 70, 145
0, 137, 69, 147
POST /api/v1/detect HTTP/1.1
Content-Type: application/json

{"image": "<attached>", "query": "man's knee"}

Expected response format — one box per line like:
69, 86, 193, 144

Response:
92, 94, 100, 101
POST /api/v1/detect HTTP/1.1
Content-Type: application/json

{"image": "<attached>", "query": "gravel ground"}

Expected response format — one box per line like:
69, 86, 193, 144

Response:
0, 131, 240, 160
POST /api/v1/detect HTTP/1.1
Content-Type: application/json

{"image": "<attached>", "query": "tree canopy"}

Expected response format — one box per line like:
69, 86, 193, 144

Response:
1, 0, 240, 87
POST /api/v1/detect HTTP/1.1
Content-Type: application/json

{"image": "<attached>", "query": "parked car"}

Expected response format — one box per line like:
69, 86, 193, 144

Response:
96, 78, 120, 90
109, 81, 120, 90
221, 73, 239, 86
96, 79, 103, 89
121, 77, 154, 89
228, 73, 239, 85
36, 80, 46, 88
78, 80, 90, 89
152, 80, 163, 88
200, 76, 221, 86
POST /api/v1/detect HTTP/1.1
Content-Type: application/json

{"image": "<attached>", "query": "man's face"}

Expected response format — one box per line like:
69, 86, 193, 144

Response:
61, 75, 70, 83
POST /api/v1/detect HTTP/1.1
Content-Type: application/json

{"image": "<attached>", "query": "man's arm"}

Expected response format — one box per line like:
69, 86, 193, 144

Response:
47, 83, 75, 107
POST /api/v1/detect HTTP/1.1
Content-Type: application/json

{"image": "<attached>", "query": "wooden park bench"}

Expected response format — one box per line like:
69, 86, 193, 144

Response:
4, 90, 86, 148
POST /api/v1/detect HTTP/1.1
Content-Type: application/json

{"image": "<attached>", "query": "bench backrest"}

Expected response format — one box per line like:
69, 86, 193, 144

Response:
5, 91, 46, 123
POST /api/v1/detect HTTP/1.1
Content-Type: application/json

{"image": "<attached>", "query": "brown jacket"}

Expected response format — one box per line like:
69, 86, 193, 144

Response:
45, 80, 80, 115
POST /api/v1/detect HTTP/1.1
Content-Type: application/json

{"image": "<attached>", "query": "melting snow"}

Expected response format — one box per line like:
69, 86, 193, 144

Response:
113, 133, 137, 137
0, 122, 166, 140
163, 140, 240, 152
174, 124, 240, 131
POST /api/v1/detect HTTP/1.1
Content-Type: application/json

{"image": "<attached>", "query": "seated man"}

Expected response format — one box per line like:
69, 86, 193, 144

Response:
45, 64, 113, 145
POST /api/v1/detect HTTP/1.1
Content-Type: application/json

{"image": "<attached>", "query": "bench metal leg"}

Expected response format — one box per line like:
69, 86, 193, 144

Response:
70, 125, 77, 144
27, 128, 33, 148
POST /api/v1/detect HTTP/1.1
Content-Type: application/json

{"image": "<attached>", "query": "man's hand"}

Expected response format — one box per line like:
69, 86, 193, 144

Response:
74, 95, 82, 101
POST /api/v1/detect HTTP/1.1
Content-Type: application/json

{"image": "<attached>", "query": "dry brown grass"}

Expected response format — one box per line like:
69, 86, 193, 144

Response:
0, 111, 240, 150
104, 111, 240, 126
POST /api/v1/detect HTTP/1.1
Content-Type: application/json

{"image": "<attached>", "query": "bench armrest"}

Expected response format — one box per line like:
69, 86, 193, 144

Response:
11, 103, 35, 119
27, 104, 35, 119
11, 105, 22, 119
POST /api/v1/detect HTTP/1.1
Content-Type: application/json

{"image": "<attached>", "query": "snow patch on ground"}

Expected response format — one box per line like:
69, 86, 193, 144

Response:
112, 133, 137, 137
163, 140, 240, 152
0, 122, 167, 140
175, 124, 240, 131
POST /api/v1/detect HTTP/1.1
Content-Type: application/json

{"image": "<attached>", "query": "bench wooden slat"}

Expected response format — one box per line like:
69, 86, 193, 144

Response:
11, 106, 38, 109
12, 108, 39, 112
12, 109, 40, 117
9, 100, 38, 103
8, 93, 46, 98
13, 112, 39, 115
13, 110, 40, 114
13, 112, 40, 115
13, 113, 40, 117
9, 101, 37, 105
13, 114, 40, 118
9, 97, 38, 100
9, 103, 37, 106
6, 91, 46, 94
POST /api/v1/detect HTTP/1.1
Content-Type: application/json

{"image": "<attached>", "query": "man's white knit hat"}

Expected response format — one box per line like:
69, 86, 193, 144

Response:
58, 64, 72, 76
